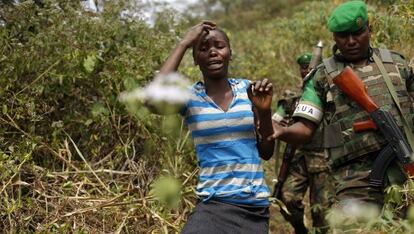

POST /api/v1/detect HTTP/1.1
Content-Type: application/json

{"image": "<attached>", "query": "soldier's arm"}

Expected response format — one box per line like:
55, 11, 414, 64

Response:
273, 118, 317, 145
269, 72, 324, 145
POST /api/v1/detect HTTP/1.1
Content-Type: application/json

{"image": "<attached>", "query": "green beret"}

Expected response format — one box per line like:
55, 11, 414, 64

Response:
296, 53, 313, 65
328, 0, 368, 33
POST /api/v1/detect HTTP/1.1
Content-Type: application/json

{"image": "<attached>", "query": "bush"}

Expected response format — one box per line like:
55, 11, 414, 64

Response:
0, 0, 413, 233
0, 1, 195, 232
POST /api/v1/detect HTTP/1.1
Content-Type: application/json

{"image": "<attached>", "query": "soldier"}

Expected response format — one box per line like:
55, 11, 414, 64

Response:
272, 0, 414, 215
273, 53, 332, 233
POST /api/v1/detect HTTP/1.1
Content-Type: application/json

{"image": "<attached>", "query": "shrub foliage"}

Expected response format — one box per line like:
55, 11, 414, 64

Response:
0, 0, 413, 233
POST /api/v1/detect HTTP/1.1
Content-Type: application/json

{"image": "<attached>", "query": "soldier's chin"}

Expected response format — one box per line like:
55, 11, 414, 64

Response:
344, 53, 364, 62
344, 51, 364, 62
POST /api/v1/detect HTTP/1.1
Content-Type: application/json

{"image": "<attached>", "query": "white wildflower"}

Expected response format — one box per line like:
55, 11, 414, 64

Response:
327, 199, 380, 230
119, 72, 191, 114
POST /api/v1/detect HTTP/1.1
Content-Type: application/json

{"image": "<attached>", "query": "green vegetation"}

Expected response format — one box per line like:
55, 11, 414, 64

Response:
0, 0, 413, 233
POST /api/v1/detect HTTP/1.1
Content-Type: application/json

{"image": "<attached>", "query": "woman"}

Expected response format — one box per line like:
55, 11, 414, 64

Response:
158, 21, 274, 233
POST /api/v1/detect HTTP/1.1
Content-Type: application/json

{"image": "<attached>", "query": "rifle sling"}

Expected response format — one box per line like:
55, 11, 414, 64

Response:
372, 53, 414, 152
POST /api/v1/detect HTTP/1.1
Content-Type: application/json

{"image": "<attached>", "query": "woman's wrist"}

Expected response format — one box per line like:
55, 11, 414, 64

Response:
256, 108, 271, 116
178, 40, 192, 49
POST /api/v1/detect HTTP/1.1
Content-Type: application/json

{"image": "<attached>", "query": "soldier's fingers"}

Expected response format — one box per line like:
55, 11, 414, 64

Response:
266, 133, 277, 141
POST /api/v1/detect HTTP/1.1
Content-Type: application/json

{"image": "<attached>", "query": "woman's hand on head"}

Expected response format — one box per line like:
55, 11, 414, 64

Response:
248, 79, 273, 112
180, 21, 216, 48
159, 21, 215, 74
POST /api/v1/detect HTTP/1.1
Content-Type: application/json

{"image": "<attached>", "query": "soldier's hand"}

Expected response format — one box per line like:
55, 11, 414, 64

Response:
267, 122, 285, 141
279, 118, 290, 127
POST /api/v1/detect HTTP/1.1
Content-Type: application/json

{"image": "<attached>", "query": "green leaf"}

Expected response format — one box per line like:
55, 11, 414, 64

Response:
83, 54, 97, 73
62, 181, 73, 189
91, 102, 109, 118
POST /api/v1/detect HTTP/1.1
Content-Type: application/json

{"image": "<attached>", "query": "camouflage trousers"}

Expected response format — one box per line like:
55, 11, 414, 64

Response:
280, 149, 333, 234
324, 150, 408, 231
280, 149, 408, 233
329, 150, 406, 209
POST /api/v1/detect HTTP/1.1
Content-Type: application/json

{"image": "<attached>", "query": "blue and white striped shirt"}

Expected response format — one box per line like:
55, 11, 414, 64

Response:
181, 78, 270, 206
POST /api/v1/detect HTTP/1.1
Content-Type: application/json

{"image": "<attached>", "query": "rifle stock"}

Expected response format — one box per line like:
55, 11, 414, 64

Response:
333, 66, 378, 113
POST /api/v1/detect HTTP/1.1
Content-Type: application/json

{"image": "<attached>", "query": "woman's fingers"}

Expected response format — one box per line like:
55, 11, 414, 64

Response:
202, 20, 216, 27
251, 79, 272, 93
260, 78, 269, 92
254, 80, 262, 92
250, 79, 273, 100
200, 21, 216, 32
250, 82, 257, 96
265, 82, 272, 92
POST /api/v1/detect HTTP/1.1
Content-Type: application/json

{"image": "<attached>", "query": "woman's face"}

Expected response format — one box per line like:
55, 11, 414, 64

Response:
193, 30, 231, 80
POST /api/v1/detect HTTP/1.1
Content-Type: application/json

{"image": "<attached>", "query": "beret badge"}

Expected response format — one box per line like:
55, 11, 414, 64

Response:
356, 17, 363, 28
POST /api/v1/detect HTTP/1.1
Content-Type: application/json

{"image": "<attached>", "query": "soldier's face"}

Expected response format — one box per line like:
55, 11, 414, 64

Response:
333, 25, 371, 62
299, 63, 310, 79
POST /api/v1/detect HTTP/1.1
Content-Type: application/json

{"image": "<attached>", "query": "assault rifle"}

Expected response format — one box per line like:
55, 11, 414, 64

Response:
333, 66, 414, 187
272, 95, 299, 199
272, 142, 296, 198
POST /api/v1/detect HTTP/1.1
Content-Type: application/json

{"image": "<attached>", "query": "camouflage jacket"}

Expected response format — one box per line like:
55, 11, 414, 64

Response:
292, 48, 414, 166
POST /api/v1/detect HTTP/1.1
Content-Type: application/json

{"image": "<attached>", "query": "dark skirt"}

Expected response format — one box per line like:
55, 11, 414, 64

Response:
181, 200, 269, 234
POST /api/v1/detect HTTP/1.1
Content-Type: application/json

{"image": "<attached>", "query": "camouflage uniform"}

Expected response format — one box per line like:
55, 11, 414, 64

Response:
274, 91, 334, 233
293, 47, 414, 210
